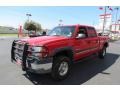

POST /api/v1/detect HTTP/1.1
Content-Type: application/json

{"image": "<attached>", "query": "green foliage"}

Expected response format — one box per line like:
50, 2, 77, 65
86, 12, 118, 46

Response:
23, 20, 42, 32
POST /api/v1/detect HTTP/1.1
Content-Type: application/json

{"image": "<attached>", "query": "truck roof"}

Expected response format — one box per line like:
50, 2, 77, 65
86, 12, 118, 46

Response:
60, 24, 94, 28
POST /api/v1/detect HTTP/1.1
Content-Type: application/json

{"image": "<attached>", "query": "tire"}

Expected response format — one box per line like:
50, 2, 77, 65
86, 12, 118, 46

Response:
98, 47, 106, 59
51, 56, 71, 80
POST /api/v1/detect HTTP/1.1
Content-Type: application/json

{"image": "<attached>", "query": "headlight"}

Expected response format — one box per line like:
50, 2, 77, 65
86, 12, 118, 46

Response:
31, 46, 42, 52
30, 46, 48, 58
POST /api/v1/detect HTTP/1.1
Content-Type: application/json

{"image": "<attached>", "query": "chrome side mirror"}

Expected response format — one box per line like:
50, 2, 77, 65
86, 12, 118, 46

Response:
76, 34, 86, 39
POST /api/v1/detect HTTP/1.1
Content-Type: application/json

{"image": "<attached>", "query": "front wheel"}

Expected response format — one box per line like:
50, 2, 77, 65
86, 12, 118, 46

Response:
98, 47, 106, 59
51, 56, 71, 80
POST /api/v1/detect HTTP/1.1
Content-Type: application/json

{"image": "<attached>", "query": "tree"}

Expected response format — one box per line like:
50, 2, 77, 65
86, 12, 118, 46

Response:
35, 22, 42, 32
23, 20, 42, 35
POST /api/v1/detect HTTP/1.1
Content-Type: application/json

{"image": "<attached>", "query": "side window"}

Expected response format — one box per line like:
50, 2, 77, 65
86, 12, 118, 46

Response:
77, 27, 88, 38
87, 27, 97, 37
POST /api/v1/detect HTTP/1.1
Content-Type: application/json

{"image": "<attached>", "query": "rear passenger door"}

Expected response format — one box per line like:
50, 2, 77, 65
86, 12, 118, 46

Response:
86, 27, 99, 53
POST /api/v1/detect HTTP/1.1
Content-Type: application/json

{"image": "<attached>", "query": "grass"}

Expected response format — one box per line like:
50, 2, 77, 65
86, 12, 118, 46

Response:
0, 34, 18, 37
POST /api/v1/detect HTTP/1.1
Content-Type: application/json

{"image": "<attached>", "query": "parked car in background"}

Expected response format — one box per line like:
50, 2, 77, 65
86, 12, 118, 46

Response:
109, 31, 120, 40
97, 30, 110, 37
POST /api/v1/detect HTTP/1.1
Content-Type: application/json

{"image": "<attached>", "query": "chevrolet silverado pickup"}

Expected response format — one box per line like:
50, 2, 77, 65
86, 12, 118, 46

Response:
11, 25, 109, 80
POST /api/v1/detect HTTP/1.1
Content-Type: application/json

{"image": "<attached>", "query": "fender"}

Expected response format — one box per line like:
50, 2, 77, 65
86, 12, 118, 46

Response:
50, 46, 74, 61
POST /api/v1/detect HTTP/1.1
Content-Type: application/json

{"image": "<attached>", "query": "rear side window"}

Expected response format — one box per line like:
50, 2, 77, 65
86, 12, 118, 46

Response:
87, 27, 97, 37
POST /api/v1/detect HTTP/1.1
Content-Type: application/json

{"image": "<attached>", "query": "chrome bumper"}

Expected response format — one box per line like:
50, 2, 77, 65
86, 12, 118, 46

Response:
28, 62, 52, 74
26, 56, 53, 74
11, 40, 53, 74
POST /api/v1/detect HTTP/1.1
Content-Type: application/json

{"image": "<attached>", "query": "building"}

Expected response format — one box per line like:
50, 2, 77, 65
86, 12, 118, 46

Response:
96, 14, 112, 33
110, 23, 120, 32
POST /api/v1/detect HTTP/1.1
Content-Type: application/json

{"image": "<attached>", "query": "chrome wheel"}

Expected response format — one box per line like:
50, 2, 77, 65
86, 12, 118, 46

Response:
58, 61, 68, 76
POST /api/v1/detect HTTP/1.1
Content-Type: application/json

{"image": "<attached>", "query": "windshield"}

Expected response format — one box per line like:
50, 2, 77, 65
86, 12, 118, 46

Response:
48, 26, 75, 37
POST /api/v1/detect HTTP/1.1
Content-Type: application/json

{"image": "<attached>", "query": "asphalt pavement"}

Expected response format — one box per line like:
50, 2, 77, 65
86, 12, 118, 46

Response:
0, 38, 120, 85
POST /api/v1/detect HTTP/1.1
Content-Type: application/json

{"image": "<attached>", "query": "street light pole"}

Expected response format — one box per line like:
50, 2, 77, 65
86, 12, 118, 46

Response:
102, 6, 107, 35
26, 13, 32, 36
59, 19, 63, 26
26, 13, 32, 22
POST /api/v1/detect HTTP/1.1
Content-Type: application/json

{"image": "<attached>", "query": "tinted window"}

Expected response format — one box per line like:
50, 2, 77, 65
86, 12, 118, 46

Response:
87, 27, 97, 37
78, 27, 88, 38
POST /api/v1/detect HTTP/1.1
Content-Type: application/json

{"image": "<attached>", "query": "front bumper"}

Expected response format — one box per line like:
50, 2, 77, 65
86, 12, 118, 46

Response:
26, 56, 53, 74
11, 40, 53, 74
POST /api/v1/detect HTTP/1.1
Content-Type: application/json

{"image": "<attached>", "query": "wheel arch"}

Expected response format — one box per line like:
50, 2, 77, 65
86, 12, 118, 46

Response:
52, 47, 74, 63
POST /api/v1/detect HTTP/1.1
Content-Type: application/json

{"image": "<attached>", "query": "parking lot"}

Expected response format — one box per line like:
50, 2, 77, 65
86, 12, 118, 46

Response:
0, 38, 120, 85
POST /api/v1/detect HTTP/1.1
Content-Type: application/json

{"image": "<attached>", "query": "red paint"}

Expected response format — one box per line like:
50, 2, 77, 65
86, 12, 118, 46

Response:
109, 7, 113, 11
99, 7, 103, 10
16, 59, 22, 65
18, 25, 23, 37
21, 25, 109, 61
100, 14, 111, 16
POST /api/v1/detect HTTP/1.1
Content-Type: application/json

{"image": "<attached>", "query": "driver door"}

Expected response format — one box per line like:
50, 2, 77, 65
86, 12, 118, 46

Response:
74, 26, 92, 61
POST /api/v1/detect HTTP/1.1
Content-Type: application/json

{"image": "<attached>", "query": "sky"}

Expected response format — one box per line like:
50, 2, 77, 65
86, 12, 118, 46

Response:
0, 6, 119, 29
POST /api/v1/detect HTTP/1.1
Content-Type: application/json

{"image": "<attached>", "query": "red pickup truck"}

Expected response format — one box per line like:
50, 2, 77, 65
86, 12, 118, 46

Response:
11, 25, 109, 80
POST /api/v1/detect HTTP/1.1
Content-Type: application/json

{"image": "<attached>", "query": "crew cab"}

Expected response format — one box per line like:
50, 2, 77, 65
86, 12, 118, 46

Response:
11, 25, 109, 80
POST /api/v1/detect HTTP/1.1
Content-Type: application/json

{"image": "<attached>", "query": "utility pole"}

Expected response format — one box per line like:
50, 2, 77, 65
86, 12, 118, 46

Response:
102, 6, 107, 35
118, 19, 120, 30
114, 7, 119, 32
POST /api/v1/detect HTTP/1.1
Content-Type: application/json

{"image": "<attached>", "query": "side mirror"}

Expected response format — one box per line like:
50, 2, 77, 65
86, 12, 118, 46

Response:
76, 34, 86, 39
98, 33, 102, 36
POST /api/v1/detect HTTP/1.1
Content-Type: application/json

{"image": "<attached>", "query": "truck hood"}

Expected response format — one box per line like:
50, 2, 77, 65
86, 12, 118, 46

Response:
22, 36, 68, 46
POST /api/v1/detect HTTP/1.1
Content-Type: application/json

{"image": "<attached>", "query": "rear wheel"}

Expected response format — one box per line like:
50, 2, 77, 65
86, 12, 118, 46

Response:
51, 56, 71, 80
98, 47, 106, 59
